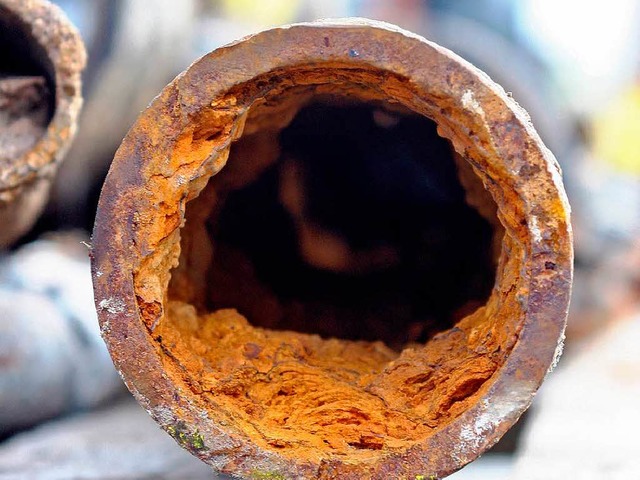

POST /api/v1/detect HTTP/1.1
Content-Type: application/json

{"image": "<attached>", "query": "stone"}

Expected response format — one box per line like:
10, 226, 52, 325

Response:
0, 236, 124, 435
0, 398, 216, 480
0, 289, 75, 434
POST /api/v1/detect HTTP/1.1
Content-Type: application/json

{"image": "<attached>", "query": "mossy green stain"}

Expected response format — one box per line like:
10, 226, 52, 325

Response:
166, 424, 206, 450
190, 431, 205, 449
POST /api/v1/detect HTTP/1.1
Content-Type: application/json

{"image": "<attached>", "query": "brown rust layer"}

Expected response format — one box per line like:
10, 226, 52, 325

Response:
93, 19, 572, 480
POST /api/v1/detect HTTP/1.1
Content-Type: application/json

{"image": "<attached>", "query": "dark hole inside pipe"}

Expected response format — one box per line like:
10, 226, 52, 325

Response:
206, 102, 496, 349
0, 5, 55, 124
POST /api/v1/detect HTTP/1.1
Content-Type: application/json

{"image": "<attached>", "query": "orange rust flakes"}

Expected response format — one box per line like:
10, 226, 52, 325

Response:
154, 301, 500, 460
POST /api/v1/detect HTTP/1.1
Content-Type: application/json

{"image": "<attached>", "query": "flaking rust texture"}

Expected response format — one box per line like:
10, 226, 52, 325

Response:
0, 0, 85, 247
92, 19, 572, 479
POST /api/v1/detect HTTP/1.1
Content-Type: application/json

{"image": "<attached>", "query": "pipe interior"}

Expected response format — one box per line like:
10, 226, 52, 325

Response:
204, 99, 497, 349
149, 72, 518, 459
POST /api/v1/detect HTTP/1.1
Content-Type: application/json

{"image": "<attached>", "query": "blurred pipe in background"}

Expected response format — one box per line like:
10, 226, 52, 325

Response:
0, 0, 85, 248
50, 0, 196, 230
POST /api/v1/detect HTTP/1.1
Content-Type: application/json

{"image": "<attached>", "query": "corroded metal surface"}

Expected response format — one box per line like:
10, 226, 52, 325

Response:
92, 19, 572, 479
0, 0, 85, 247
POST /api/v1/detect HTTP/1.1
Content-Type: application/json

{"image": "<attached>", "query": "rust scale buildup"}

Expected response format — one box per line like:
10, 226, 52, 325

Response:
92, 19, 573, 479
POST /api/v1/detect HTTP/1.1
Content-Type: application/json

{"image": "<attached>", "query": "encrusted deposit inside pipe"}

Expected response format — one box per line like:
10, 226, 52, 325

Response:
133, 65, 525, 461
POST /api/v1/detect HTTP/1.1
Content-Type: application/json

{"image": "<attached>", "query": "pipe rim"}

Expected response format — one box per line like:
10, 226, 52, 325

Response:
92, 18, 572, 478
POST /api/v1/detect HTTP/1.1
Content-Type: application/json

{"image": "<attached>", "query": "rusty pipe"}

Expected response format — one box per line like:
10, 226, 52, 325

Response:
92, 19, 572, 479
0, 0, 85, 248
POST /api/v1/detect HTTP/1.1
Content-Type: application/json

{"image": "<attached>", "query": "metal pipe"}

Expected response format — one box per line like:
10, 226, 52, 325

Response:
0, 0, 85, 248
92, 19, 572, 479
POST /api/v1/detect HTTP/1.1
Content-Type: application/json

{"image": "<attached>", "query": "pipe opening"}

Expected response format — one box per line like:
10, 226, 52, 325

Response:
144, 66, 516, 460
0, 5, 55, 166
207, 100, 496, 348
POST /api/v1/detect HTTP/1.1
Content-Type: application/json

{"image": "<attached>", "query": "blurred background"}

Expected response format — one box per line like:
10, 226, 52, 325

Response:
1, 0, 639, 478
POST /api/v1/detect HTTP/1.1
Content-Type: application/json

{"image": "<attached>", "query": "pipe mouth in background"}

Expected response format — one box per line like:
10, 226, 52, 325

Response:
0, 0, 85, 249
0, 4, 55, 167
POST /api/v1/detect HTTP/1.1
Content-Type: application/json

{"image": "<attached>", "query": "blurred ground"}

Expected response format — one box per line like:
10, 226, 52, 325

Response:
512, 313, 640, 480
0, 396, 513, 480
